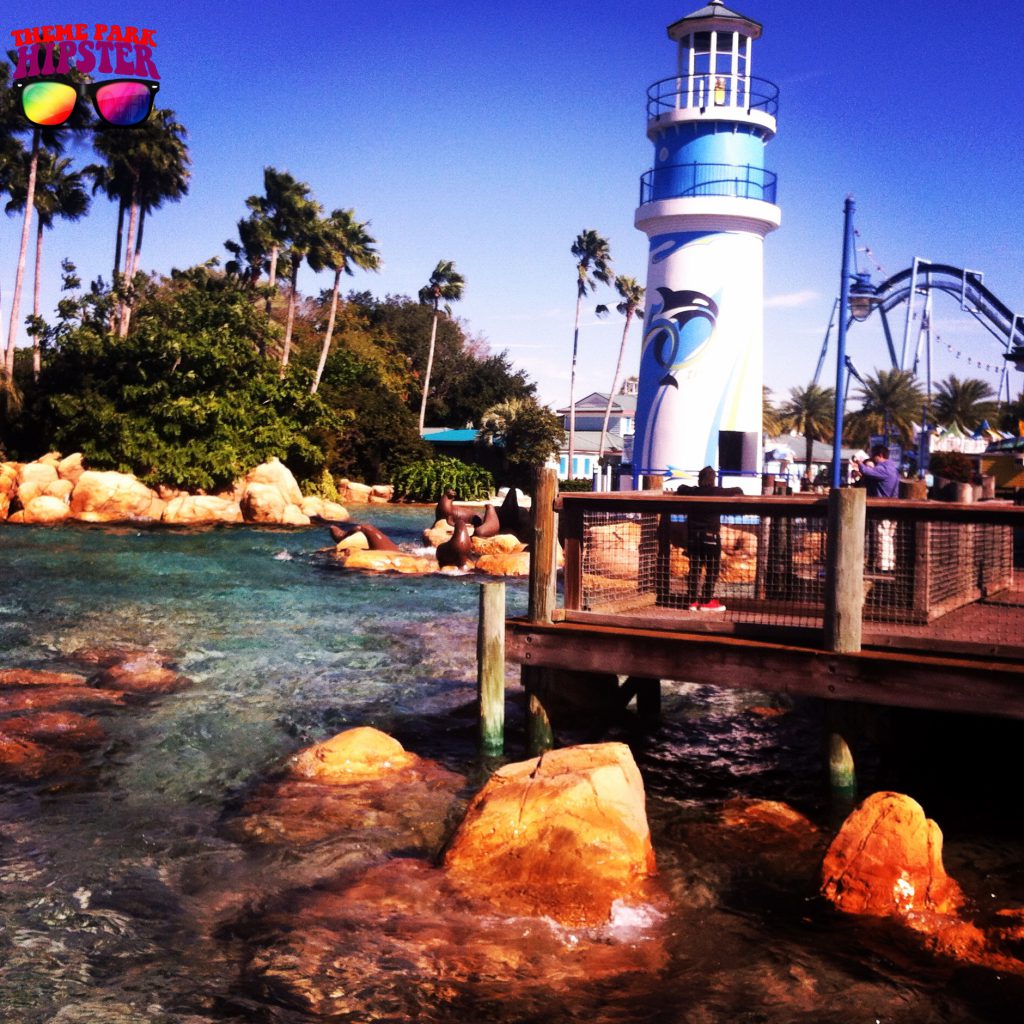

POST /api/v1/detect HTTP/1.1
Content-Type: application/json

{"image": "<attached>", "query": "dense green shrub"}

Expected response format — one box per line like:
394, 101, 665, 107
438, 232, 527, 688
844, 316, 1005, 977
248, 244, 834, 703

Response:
558, 477, 597, 492
391, 455, 493, 503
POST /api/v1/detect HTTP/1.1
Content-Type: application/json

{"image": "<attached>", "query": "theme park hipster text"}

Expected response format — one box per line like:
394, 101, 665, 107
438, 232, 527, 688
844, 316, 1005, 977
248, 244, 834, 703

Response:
9, 24, 159, 79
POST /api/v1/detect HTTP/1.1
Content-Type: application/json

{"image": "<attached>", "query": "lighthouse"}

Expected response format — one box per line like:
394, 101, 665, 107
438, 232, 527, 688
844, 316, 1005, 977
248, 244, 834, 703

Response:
632, 1, 780, 487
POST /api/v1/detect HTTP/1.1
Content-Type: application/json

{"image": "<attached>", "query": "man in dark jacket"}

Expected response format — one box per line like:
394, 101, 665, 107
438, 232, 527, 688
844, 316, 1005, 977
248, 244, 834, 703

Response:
675, 466, 743, 611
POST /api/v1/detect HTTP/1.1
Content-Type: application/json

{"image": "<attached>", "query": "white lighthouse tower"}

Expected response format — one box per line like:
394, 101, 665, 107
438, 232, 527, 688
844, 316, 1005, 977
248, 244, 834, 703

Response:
632, 1, 780, 486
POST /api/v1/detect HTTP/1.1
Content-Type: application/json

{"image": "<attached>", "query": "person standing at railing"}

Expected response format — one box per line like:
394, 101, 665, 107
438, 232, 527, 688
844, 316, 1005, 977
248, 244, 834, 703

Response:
853, 444, 900, 571
676, 466, 744, 611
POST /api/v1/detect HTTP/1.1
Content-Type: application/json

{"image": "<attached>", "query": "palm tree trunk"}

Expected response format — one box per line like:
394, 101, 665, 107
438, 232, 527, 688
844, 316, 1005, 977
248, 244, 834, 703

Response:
311, 268, 341, 395
32, 217, 44, 382
129, 206, 146, 279
418, 305, 440, 433
598, 307, 634, 462
280, 257, 300, 378
567, 291, 583, 478
5, 129, 40, 379
117, 193, 140, 338
805, 433, 814, 482
113, 198, 125, 283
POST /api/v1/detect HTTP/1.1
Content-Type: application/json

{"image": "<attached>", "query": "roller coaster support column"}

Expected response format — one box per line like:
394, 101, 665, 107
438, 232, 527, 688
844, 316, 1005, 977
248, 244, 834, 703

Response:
831, 196, 855, 489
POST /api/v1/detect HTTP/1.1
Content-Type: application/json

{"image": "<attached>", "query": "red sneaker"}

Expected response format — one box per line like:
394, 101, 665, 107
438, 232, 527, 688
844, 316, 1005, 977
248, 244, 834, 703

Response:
699, 599, 726, 612
687, 602, 702, 611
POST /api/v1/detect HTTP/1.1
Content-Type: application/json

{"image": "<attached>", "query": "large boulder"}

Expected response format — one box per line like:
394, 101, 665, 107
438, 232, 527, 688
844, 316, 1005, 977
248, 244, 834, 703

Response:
8, 495, 71, 524
474, 550, 531, 576
470, 533, 525, 556
444, 742, 658, 926
0, 462, 18, 518
821, 791, 964, 918
243, 457, 303, 505
240, 459, 310, 526
162, 494, 244, 525
69, 470, 162, 522
337, 549, 435, 574
290, 727, 416, 782
57, 451, 86, 485
337, 479, 372, 504
299, 495, 349, 522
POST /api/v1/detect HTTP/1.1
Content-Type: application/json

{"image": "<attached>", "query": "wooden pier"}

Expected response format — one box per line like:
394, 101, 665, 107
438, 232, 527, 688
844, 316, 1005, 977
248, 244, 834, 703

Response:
498, 472, 1024, 740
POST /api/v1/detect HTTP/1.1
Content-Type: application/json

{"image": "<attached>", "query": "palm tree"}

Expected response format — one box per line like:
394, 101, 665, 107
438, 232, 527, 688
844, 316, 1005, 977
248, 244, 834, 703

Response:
595, 275, 643, 461
4, 151, 90, 380
224, 212, 273, 287
306, 208, 380, 395
568, 229, 613, 476
846, 368, 924, 447
762, 386, 783, 437
278, 192, 322, 378
89, 107, 190, 336
930, 375, 998, 431
779, 382, 836, 479
417, 260, 465, 432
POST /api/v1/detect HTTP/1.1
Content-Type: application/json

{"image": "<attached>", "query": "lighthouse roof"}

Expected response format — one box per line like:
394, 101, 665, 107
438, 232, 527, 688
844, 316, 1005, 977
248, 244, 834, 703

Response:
668, 1, 763, 41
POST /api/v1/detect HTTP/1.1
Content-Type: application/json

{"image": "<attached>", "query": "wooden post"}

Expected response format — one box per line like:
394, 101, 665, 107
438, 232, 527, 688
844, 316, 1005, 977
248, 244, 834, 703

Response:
823, 487, 865, 653
528, 466, 558, 623
524, 466, 558, 754
477, 582, 505, 757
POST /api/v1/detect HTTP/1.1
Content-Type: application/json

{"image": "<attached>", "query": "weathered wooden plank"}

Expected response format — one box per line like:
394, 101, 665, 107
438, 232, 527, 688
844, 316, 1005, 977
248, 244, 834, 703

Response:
506, 620, 1024, 721
477, 582, 505, 756
528, 467, 558, 624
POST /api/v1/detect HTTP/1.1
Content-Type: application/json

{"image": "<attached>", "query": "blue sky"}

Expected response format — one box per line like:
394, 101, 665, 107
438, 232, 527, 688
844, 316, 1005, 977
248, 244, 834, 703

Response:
3, 0, 1023, 413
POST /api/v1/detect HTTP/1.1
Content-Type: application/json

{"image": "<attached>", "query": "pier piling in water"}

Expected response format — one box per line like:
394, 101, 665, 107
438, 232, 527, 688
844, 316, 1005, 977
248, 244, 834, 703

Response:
477, 581, 506, 756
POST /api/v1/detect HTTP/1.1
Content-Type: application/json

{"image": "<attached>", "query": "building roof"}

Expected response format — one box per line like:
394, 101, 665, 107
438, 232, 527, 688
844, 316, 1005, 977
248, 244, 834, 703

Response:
556, 391, 638, 417
421, 429, 479, 444
667, 1, 762, 40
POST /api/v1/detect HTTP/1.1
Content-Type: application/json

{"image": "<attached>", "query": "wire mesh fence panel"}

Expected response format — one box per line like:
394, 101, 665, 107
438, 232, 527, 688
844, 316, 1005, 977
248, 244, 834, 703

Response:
580, 511, 661, 613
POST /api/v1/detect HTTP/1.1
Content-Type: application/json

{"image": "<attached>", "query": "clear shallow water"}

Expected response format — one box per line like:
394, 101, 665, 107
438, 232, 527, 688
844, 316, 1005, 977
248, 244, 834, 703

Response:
1, 508, 1023, 1023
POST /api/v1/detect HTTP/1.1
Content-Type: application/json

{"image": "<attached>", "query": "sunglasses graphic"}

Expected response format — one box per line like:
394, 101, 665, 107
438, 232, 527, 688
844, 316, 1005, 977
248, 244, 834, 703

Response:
14, 78, 159, 128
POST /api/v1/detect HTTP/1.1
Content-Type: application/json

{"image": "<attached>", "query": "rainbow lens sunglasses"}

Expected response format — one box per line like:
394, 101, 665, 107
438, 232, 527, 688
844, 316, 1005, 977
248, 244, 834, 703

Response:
14, 77, 159, 127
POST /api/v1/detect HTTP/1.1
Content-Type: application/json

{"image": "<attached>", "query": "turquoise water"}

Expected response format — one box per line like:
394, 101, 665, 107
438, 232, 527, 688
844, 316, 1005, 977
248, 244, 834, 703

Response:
2, 509, 1023, 1023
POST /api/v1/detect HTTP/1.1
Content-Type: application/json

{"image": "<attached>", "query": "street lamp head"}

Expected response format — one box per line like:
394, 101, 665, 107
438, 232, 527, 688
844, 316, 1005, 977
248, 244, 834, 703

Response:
848, 271, 877, 322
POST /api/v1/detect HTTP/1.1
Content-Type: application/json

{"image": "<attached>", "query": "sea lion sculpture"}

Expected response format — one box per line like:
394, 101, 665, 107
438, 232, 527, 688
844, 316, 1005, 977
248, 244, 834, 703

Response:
496, 488, 531, 543
435, 488, 457, 524
435, 513, 474, 570
470, 503, 501, 538
328, 523, 401, 552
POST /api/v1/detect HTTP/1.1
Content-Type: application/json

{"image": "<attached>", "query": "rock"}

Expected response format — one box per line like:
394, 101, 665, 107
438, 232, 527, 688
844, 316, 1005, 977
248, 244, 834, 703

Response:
161, 494, 243, 525
240, 482, 310, 526
585, 520, 642, 578
291, 727, 416, 781
299, 496, 349, 521
470, 532, 525, 556
1, 462, 18, 518
35, 451, 62, 467
444, 742, 658, 926
0, 731, 81, 779
95, 659, 190, 695
337, 479, 372, 504
368, 484, 393, 504
69, 470, 160, 522
0, 711, 106, 749
333, 529, 368, 551
337, 549, 435, 574
0, 687, 128, 714
44, 478, 74, 501
243, 457, 304, 505
67, 645, 173, 669
280, 504, 312, 527
18, 460, 58, 490
474, 550, 531, 576
8, 495, 72, 524
423, 518, 454, 548
57, 451, 85, 485
0, 668, 90, 687
821, 791, 964, 918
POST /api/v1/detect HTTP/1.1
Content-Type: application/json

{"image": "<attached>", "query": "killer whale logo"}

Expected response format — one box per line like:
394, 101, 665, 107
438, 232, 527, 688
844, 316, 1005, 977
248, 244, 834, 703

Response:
643, 286, 719, 387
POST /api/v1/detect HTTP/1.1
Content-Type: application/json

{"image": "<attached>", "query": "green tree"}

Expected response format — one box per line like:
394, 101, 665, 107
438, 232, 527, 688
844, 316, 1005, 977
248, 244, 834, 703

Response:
477, 397, 564, 488
762, 386, 782, 437
307, 208, 380, 394
38, 266, 337, 489
779, 382, 835, 479
846, 368, 924, 447
417, 259, 465, 432
998, 390, 1024, 435
278, 190, 322, 378
568, 229, 613, 474
930, 375, 998, 431
595, 275, 643, 461
5, 151, 90, 380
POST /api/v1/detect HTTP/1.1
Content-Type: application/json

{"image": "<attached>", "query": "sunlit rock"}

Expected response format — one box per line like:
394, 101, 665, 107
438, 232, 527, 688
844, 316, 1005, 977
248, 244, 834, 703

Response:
299, 495, 349, 521
337, 548, 435, 574
291, 726, 415, 781
243, 457, 303, 505
0, 687, 128, 713
161, 493, 244, 525
423, 517, 454, 547
69, 470, 161, 522
57, 451, 86, 485
17, 460, 58, 490
246, 857, 667, 1020
8, 495, 72, 524
95, 657, 190, 694
0, 731, 81, 779
821, 791, 964, 918
0, 461, 18, 518
470, 533, 525, 556
229, 728, 465, 850
368, 484, 393, 504
0, 711, 106, 749
445, 742, 658, 926
67, 645, 173, 669
333, 529, 368, 551
44, 477, 74, 501
337, 479, 372, 504
585, 520, 642, 579
474, 550, 531, 576
0, 667, 89, 687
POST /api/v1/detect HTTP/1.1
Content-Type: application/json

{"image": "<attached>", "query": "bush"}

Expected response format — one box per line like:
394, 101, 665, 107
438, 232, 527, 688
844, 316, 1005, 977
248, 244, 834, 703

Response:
928, 450, 974, 483
391, 455, 494, 503
558, 477, 596, 492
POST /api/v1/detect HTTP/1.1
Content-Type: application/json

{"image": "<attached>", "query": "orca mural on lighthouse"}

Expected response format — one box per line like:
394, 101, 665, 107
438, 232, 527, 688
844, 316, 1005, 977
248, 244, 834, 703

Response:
633, 1, 781, 486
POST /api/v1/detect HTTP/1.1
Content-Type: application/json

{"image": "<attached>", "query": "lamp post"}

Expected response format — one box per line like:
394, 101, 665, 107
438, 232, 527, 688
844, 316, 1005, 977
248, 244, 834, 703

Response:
831, 197, 855, 489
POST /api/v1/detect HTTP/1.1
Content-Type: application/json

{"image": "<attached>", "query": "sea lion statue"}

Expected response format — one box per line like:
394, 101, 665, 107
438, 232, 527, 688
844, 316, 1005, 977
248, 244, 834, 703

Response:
435, 488, 457, 524
470, 503, 501, 538
328, 523, 401, 552
435, 513, 473, 570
